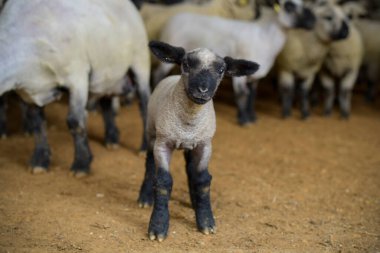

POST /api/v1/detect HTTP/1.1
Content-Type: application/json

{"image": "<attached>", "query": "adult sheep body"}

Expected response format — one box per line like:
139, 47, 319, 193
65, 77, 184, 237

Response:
154, 0, 315, 125
0, 0, 151, 176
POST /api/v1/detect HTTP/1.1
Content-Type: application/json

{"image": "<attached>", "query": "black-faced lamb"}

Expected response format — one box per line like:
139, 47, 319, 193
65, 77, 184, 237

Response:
138, 41, 259, 241
0, 0, 151, 176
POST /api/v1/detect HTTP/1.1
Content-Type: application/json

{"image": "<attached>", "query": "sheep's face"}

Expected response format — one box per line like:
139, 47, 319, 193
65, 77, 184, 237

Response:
181, 49, 226, 104
276, 0, 316, 30
340, 2, 367, 20
313, 0, 350, 42
149, 41, 260, 105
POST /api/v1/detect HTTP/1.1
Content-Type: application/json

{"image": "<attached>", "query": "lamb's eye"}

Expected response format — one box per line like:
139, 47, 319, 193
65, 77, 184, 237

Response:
324, 16, 333, 21
182, 61, 189, 72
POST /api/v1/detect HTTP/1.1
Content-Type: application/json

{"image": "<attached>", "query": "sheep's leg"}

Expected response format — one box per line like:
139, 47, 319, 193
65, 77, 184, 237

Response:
279, 71, 295, 118
232, 76, 250, 126
148, 142, 173, 242
28, 105, 51, 174
99, 96, 120, 149
0, 95, 7, 138
365, 63, 378, 103
67, 85, 93, 178
246, 80, 258, 123
320, 73, 335, 116
339, 70, 358, 119
184, 150, 196, 209
130, 66, 151, 152
153, 63, 175, 87
186, 143, 215, 235
138, 148, 155, 208
19, 99, 35, 136
300, 76, 315, 120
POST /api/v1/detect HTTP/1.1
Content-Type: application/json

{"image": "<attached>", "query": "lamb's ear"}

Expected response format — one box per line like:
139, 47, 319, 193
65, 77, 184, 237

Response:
224, 56, 260, 77
149, 41, 185, 65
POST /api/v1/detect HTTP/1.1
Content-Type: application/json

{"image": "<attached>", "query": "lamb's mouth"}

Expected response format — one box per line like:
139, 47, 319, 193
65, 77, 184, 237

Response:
188, 93, 211, 105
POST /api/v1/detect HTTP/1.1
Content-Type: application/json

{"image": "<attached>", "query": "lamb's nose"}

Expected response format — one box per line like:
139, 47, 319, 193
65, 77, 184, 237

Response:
198, 87, 208, 93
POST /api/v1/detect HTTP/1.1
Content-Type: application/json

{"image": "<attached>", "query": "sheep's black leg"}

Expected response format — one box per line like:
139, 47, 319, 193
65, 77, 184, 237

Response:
187, 143, 215, 235
148, 144, 173, 242
281, 87, 294, 118
99, 96, 119, 148
365, 79, 375, 103
138, 149, 155, 207
300, 88, 311, 120
67, 92, 93, 177
0, 95, 7, 138
19, 99, 34, 136
232, 78, 250, 126
246, 81, 258, 123
28, 105, 51, 174
339, 88, 352, 119
184, 150, 196, 209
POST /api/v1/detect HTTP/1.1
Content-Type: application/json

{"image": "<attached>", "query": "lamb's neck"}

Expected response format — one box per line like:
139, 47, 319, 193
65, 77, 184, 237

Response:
172, 77, 212, 123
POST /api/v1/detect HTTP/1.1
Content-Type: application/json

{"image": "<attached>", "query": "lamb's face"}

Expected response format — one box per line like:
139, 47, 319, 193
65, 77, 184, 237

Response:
181, 49, 226, 105
313, 0, 350, 42
277, 0, 316, 30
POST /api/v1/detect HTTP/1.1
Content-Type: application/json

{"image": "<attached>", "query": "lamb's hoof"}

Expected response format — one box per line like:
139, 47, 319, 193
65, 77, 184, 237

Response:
301, 112, 310, 120
148, 232, 166, 242
106, 143, 120, 150
323, 110, 332, 117
70, 170, 89, 179
282, 111, 291, 119
30, 166, 48, 175
201, 226, 216, 235
138, 201, 152, 208
340, 112, 350, 120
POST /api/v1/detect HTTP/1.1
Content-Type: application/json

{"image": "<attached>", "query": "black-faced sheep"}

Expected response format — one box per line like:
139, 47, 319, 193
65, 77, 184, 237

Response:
138, 41, 259, 241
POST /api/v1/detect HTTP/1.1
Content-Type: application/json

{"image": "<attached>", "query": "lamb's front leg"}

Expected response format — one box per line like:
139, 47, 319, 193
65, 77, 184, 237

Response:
186, 142, 215, 235
148, 142, 173, 242
300, 75, 315, 120
67, 86, 93, 177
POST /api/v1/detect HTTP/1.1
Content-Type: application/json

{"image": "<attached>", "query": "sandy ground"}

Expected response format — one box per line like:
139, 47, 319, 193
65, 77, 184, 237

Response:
0, 87, 379, 253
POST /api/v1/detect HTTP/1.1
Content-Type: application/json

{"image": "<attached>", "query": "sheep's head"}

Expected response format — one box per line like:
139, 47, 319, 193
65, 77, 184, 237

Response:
149, 41, 259, 105
313, 0, 350, 42
339, 1, 367, 20
268, 0, 316, 29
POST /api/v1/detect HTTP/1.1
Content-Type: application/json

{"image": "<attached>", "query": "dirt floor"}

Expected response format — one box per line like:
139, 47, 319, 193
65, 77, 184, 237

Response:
0, 88, 379, 253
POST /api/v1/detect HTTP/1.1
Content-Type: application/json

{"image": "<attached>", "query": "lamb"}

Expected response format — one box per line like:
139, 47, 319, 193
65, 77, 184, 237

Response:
341, 1, 380, 102
0, 0, 151, 176
138, 41, 259, 241
140, 0, 259, 41
276, 0, 350, 119
153, 0, 315, 125
318, 3, 363, 118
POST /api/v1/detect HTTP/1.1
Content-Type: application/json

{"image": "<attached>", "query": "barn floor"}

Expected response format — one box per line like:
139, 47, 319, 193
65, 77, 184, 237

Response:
0, 90, 379, 253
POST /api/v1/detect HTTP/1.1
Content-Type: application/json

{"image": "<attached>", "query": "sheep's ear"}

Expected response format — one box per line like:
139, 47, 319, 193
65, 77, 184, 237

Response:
149, 41, 185, 65
224, 57, 260, 77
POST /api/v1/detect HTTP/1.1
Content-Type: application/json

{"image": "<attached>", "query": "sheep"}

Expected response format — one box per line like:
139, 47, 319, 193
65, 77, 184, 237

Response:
341, 1, 380, 102
153, 0, 316, 125
140, 0, 259, 41
0, 0, 151, 176
138, 41, 259, 241
276, 0, 350, 119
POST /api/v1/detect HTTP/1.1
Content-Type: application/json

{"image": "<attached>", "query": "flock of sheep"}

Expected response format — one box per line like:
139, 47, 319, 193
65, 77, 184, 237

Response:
0, 0, 379, 242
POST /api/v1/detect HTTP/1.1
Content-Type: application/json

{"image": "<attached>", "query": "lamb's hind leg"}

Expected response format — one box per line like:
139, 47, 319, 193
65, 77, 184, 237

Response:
186, 142, 215, 235
232, 76, 251, 126
67, 82, 93, 178
28, 105, 51, 174
99, 96, 119, 149
246, 80, 258, 123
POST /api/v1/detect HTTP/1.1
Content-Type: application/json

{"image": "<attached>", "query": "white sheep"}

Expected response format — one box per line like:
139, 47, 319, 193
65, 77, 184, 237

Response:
140, 0, 259, 41
0, 0, 151, 176
137, 41, 259, 242
276, 0, 350, 119
153, 0, 316, 125
318, 3, 363, 118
